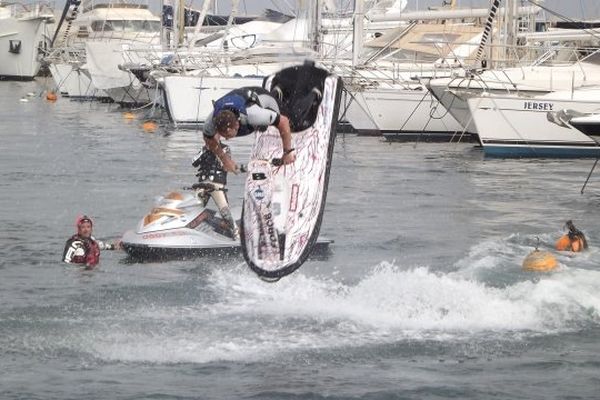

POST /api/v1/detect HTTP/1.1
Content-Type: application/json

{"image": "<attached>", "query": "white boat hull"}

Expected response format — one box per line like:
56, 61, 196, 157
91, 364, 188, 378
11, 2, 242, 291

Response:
345, 86, 464, 136
49, 63, 109, 99
162, 75, 264, 127
104, 85, 156, 106
428, 63, 600, 134
0, 14, 50, 79
469, 90, 600, 157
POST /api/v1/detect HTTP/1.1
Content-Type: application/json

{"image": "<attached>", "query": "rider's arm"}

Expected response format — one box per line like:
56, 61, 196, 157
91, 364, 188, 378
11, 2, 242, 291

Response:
247, 105, 295, 164
246, 104, 279, 127
204, 135, 233, 166
97, 240, 121, 251
203, 111, 235, 167
277, 115, 293, 152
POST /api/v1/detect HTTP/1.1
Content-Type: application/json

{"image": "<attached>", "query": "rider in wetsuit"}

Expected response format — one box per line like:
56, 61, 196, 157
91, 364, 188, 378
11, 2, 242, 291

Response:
555, 220, 588, 252
62, 215, 119, 269
202, 87, 296, 172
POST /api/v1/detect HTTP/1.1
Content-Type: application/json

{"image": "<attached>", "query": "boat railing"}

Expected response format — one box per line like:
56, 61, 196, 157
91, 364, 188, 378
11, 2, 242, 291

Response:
84, 29, 161, 46
432, 42, 600, 98
7, 1, 54, 19
44, 45, 86, 64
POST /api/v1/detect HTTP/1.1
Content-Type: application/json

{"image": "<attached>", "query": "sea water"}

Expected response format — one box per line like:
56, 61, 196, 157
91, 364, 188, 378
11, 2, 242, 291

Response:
1, 80, 599, 399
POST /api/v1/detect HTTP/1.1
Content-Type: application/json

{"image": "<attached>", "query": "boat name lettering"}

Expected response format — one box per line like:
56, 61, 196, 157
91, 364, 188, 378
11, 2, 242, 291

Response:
523, 101, 554, 111
142, 231, 186, 239
262, 212, 278, 250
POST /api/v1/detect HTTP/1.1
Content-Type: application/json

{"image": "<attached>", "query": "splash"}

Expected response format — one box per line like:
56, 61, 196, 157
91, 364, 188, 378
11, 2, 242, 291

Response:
77, 259, 600, 364
209, 261, 600, 333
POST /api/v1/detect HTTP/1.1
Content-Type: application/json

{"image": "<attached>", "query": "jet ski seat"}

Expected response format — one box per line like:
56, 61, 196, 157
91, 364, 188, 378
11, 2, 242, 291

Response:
269, 60, 327, 132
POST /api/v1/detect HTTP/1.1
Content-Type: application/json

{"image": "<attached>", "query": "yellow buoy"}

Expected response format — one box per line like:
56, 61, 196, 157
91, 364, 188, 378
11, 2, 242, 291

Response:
123, 111, 136, 120
522, 249, 558, 272
46, 92, 57, 102
142, 120, 158, 132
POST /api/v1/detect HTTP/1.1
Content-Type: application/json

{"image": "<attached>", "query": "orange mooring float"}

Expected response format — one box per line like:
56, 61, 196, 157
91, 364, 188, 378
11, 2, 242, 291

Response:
522, 236, 558, 272
46, 92, 57, 102
555, 220, 588, 252
123, 111, 136, 120
142, 120, 158, 132
522, 249, 558, 272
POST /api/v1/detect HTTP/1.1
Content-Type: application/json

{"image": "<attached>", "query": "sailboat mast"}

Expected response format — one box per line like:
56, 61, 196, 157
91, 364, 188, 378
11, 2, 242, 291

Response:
188, 0, 213, 50
474, 0, 502, 69
172, 0, 185, 48
501, 0, 520, 66
352, 0, 364, 67
312, 0, 322, 52
178, 0, 186, 47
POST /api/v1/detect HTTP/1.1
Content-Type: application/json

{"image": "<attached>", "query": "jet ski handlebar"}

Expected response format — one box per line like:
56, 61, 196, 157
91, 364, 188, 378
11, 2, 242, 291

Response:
184, 183, 228, 192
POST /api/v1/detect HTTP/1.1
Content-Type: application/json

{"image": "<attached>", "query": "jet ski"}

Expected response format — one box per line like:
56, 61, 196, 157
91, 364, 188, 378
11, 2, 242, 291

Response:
241, 61, 343, 279
121, 183, 333, 261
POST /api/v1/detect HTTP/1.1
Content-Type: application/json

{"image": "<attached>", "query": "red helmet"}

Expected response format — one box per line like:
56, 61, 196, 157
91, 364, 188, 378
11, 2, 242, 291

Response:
76, 214, 94, 228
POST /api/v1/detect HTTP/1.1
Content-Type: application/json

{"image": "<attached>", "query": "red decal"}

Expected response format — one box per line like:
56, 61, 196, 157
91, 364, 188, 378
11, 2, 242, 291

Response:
289, 184, 299, 212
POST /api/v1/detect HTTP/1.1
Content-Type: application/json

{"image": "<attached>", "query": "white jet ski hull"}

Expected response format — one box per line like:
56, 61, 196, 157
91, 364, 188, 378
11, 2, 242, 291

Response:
122, 228, 333, 261
120, 190, 333, 261
241, 62, 343, 279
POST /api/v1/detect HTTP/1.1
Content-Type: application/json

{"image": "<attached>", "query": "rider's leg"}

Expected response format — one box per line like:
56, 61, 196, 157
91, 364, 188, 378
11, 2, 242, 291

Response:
210, 184, 239, 239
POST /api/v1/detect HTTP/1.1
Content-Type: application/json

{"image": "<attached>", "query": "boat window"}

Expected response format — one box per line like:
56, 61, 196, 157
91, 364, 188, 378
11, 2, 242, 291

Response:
90, 19, 159, 33
144, 20, 161, 32
90, 21, 104, 31
96, 20, 115, 31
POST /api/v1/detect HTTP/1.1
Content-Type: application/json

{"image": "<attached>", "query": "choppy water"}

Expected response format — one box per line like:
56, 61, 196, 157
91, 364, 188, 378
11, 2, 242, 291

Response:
1, 80, 600, 400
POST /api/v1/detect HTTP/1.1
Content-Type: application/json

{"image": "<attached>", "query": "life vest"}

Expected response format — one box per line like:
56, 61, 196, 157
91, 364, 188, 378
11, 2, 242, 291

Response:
212, 87, 267, 137
555, 234, 587, 252
63, 235, 101, 266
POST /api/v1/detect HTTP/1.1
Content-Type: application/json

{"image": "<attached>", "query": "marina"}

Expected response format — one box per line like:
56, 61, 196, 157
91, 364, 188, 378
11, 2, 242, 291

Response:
2, 0, 600, 399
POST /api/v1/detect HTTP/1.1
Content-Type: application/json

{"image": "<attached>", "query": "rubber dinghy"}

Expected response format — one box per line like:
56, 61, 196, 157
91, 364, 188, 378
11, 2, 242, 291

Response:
241, 61, 343, 280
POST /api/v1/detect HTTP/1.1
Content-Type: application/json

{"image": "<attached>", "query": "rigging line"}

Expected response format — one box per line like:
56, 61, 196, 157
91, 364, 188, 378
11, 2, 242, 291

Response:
337, 87, 354, 123
342, 86, 380, 130
578, 122, 600, 194
400, 89, 431, 134
53, 64, 76, 94
581, 158, 599, 194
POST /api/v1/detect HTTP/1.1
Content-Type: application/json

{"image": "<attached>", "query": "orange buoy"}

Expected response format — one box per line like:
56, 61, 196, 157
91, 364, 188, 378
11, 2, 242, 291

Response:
46, 92, 57, 101
123, 111, 136, 120
522, 249, 558, 272
142, 120, 158, 132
